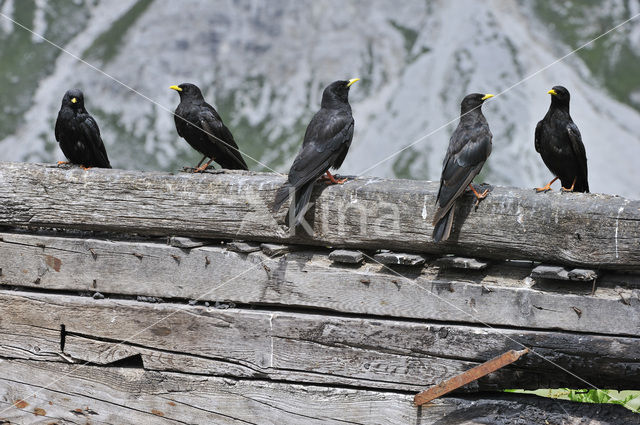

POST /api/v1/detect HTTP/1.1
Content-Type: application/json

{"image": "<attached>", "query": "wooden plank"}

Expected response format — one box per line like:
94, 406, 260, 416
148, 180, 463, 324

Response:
1, 232, 638, 336
0, 359, 635, 425
329, 249, 364, 264
531, 265, 571, 280
260, 243, 291, 256
0, 290, 638, 391
0, 162, 639, 270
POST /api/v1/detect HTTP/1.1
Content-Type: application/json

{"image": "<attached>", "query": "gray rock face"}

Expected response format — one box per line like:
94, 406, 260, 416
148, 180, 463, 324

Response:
1, 0, 639, 198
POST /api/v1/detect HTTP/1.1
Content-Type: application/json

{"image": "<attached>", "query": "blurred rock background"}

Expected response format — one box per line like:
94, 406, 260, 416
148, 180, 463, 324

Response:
1, 0, 638, 197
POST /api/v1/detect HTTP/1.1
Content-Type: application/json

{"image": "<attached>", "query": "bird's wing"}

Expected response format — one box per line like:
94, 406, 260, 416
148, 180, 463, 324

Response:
433, 132, 490, 224
54, 113, 63, 143
566, 122, 588, 182
288, 113, 354, 189
200, 107, 248, 170
534, 120, 543, 153
174, 113, 185, 138
80, 115, 110, 167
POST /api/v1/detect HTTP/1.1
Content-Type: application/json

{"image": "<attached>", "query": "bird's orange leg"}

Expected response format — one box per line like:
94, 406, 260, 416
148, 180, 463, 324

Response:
194, 158, 214, 173
81, 166, 92, 171
468, 184, 489, 200
322, 170, 347, 185
57, 161, 69, 166
536, 176, 558, 192
561, 177, 577, 192
195, 155, 207, 169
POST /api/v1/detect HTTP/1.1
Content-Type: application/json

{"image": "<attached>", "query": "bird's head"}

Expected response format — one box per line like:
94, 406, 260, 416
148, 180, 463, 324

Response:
460, 93, 493, 114
322, 78, 360, 107
170, 83, 205, 101
548, 85, 570, 105
62, 88, 85, 109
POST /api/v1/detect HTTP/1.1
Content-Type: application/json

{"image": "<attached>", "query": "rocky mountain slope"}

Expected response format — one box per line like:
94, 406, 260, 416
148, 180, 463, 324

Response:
1, 0, 639, 198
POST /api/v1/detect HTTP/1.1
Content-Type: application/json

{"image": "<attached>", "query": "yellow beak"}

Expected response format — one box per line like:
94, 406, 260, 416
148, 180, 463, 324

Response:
169, 85, 182, 92
71, 98, 77, 104
481, 94, 494, 101
346, 78, 360, 88
548, 89, 557, 96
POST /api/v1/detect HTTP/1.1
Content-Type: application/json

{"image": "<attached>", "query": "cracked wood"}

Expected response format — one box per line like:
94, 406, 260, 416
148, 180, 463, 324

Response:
0, 290, 638, 391
1, 162, 639, 270
0, 359, 636, 425
1, 232, 638, 336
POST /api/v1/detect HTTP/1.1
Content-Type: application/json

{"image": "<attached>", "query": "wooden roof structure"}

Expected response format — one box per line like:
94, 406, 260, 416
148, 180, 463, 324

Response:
0, 162, 638, 424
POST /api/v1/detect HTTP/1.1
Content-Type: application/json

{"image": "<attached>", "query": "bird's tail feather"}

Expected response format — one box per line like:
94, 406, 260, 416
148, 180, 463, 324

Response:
293, 182, 314, 227
576, 178, 589, 193
273, 183, 293, 212
432, 208, 455, 242
233, 154, 249, 171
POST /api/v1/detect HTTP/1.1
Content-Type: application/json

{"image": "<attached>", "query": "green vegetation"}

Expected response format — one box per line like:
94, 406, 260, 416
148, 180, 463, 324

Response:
388, 19, 418, 54
0, 0, 90, 139
506, 389, 640, 413
214, 80, 312, 173
533, 1, 640, 111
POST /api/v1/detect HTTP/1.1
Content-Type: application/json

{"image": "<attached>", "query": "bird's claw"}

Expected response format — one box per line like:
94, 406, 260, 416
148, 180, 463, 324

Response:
535, 177, 559, 193
468, 184, 489, 202
57, 161, 69, 166
473, 190, 489, 208
561, 178, 576, 192
193, 158, 215, 173
321, 172, 348, 185
193, 163, 212, 173
324, 177, 347, 185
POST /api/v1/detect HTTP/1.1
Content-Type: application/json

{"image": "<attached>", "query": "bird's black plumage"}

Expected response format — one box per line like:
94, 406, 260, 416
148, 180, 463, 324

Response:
170, 83, 248, 171
535, 86, 588, 193
273, 79, 358, 227
433, 93, 493, 242
54, 89, 111, 168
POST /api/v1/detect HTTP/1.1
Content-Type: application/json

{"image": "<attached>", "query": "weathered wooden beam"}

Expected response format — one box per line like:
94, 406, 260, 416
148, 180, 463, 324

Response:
0, 290, 638, 391
1, 232, 637, 336
0, 360, 635, 425
0, 162, 639, 270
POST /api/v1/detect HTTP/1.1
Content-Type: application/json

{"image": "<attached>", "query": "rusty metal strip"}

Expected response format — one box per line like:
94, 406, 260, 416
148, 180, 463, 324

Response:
414, 348, 530, 406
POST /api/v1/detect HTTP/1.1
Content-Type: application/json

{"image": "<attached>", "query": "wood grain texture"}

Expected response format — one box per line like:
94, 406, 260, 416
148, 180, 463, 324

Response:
0, 290, 638, 391
1, 162, 639, 270
0, 359, 636, 425
2, 232, 638, 336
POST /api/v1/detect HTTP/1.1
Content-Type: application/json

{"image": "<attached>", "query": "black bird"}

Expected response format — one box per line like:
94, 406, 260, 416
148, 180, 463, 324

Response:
535, 86, 588, 193
273, 78, 359, 227
170, 83, 248, 172
432, 93, 494, 242
54, 89, 111, 169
